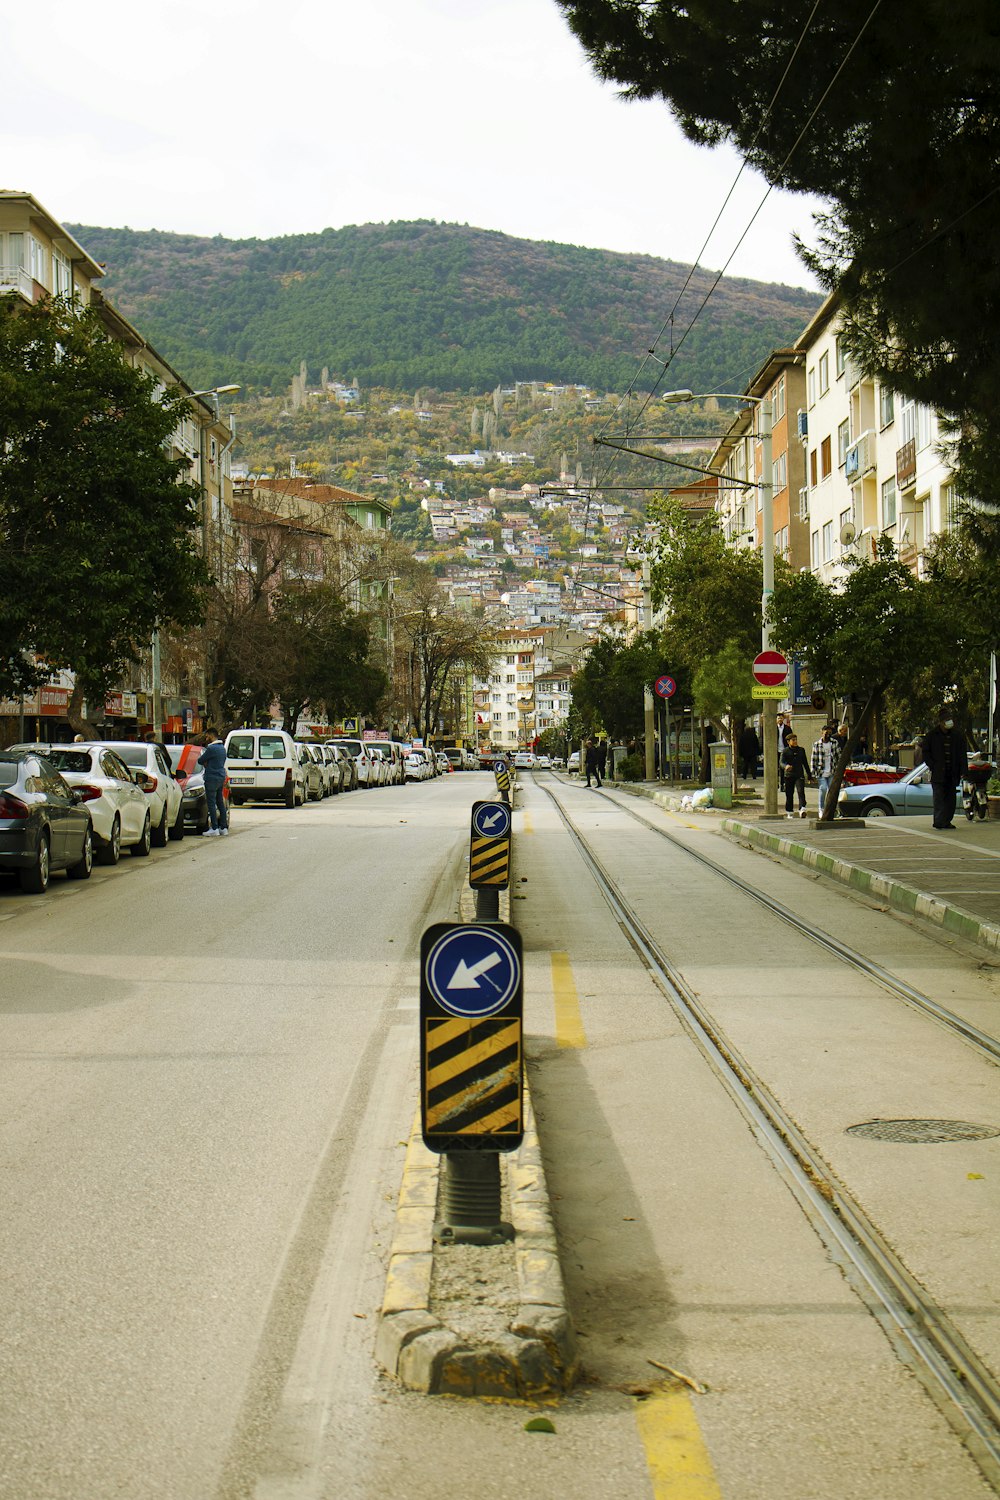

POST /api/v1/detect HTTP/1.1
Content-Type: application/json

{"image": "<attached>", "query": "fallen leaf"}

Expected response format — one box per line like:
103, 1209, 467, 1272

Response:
968, 1172, 984, 1180
523, 1417, 556, 1434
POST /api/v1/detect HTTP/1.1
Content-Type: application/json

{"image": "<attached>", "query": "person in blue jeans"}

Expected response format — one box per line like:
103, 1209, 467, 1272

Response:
197, 731, 229, 836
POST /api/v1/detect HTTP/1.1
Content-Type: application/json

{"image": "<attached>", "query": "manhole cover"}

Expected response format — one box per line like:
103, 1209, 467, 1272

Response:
847, 1118, 1000, 1144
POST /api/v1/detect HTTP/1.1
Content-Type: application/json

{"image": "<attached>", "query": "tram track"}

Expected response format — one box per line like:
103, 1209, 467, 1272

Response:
536, 774, 1000, 1493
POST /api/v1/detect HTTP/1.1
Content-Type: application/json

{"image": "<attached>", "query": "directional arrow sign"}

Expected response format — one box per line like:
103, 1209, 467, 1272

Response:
422, 923, 521, 1019
472, 800, 512, 839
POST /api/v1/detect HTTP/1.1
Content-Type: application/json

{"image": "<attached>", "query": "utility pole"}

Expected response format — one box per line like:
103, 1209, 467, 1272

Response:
759, 398, 779, 816
642, 560, 656, 780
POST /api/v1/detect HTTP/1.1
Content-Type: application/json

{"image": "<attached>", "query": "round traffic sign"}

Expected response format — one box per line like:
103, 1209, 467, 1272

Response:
752, 650, 789, 685
425, 926, 521, 1019
654, 675, 677, 699
472, 801, 511, 839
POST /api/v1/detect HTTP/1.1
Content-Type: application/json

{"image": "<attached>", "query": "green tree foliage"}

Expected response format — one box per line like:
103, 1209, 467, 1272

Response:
68, 221, 820, 399
647, 497, 763, 664
392, 565, 497, 740
556, 0, 1000, 508
572, 630, 678, 740
271, 584, 386, 732
767, 540, 953, 816
0, 294, 207, 702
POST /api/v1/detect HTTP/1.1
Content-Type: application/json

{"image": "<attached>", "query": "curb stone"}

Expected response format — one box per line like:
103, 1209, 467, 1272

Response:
721, 816, 1000, 956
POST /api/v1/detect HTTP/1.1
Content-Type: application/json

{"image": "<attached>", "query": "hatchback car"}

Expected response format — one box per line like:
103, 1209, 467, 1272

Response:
0, 751, 94, 892
836, 762, 961, 818
11, 742, 154, 864
93, 741, 184, 847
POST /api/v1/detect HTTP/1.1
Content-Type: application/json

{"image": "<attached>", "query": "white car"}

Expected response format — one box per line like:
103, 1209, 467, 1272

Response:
335, 738, 377, 788
225, 728, 307, 807
14, 742, 154, 864
104, 741, 185, 846
405, 752, 428, 781
514, 751, 536, 769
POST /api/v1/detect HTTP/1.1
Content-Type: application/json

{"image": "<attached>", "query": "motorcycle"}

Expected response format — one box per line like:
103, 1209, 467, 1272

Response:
962, 757, 994, 822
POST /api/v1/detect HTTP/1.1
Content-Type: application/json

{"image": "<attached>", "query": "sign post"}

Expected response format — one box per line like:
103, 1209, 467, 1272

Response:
752, 650, 788, 817
654, 676, 677, 781
469, 800, 511, 920
420, 921, 523, 1243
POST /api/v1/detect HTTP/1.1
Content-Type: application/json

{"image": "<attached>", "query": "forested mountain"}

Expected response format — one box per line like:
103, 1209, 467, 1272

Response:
68, 220, 821, 396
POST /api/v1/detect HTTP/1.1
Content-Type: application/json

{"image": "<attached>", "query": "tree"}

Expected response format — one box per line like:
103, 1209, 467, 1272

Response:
0, 294, 207, 706
767, 540, 953, 818
270, 583, 386, 733
556, 0, 1000, 509
392, 567, 497, 741
647, 497, 763, 663
571, 630, 681, 741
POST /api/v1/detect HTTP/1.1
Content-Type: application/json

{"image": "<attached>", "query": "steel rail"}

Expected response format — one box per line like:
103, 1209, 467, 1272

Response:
592, 785, 1000, 1068
538, 777, 1000, 1491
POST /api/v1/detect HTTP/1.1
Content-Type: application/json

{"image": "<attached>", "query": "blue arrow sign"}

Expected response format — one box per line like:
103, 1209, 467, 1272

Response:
472, 800, 511, 839
425, 926, 521, 1018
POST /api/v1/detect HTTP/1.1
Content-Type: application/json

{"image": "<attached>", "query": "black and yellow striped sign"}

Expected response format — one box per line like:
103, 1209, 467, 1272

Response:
423, 1016, 522, 1149
470, 833, 510, 888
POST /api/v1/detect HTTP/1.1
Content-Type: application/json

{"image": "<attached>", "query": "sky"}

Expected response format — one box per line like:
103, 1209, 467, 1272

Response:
6, 0, 822, 290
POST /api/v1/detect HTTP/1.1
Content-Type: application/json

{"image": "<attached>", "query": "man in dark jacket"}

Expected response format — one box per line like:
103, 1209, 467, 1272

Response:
780, 733, 812, 818
197, 730, 229, 837
584, 738, 602, 789
921, 712, 969, 829
738, 723, 760, 781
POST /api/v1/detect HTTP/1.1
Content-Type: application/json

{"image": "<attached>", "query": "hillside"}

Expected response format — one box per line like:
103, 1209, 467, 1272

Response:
68, 220, 822, 396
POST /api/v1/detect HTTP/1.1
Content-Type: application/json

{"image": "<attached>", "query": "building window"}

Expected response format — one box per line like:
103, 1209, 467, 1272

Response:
899, 396, 917, 447
822, 521, 833, 561
820, 436, 832, 478
811, 530, 820, 570
808, 367, 817, 407
771, 452, 787, 494
29, 235, 48, 285
942, 483, 960, 529
881, 476, 897, 530
879, 386, 895, 428
837, 419, 851, 467
777, 525, 789, 557
772, 374, 786, 421
839, 509, 852, 544
835, 335, 846, 377
810, 449, 818, 487
818, 352, 829, 394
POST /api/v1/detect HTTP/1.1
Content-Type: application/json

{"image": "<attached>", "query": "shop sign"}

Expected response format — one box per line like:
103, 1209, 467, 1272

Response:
40, 687, 72, 716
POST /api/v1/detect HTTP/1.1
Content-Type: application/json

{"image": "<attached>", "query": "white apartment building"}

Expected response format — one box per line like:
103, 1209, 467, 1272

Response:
476, 634, 537, 751
797, 296, 958, 583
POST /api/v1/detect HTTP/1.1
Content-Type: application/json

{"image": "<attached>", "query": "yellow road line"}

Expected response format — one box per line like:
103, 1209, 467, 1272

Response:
522, 811, 534, 834
551, 951, 587, 1049
636, 1386, 722, 1500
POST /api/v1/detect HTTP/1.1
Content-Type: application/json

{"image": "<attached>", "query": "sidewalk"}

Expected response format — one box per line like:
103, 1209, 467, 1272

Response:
611, 778, 1000, 956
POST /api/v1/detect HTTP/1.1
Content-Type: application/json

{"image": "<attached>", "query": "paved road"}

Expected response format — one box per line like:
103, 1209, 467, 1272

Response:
1, 773, 997, 1500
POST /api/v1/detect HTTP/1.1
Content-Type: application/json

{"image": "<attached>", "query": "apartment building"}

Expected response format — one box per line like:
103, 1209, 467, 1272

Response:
796, 296, 956, 582
476, 633, 537, 751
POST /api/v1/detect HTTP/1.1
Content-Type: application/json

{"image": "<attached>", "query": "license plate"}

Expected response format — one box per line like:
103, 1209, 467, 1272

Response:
228, 775, 253, 784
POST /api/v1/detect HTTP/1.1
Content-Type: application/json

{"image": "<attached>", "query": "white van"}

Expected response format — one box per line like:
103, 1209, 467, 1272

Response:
225, 729, 307, 807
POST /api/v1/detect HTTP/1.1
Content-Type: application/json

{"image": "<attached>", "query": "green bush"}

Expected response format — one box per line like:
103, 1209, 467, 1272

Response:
616, 753, 645, 782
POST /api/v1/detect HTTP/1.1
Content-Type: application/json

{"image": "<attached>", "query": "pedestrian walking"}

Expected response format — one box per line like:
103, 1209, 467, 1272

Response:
584, 737, 602, 788
921, 710, 969, 829
811, 724, 837, 816
780, 733, 812, 817
738, 722, 760, 781
596, 738, 608, 781
197, 729, 229, 836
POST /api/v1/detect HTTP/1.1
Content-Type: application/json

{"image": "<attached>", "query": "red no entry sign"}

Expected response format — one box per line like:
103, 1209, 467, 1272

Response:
752, 650, 789, 685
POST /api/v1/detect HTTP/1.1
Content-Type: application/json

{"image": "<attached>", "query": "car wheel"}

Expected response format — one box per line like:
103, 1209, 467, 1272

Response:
168, 805, 185, 841
97, 815, 121, 866
284, 782, 296, 809
151, 802, 169, 847
67, 825, 94, 880
862, 799, 893, 817
130, 812, 152, 856
20, 831, 51, 893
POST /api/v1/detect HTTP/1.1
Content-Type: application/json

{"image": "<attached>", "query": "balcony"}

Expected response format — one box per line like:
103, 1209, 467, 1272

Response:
0, 264, 34, 301
845, 429, 875, 480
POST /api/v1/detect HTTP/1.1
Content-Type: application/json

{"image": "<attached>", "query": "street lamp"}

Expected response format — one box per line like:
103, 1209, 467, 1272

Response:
663, 389, 778, 815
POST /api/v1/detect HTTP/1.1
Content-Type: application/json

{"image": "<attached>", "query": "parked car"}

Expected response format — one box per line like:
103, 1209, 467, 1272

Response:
442, 748, 464, 771
436, 752, 452, 773
405, 752, 428, 782
165, 743, 232, 834
12, 742, 155, 864
367, 747, 388, 787
364, 739, 406, 785
836, 762, 961, 818
296, 742, 328, 800
0, 750, 94, 892
567, 751, 580, 774
333, 738, 376, 788
225, 729, 306, 807
100, 741, 185, 846
514, 751, 536, 769
327, 742, 357, 791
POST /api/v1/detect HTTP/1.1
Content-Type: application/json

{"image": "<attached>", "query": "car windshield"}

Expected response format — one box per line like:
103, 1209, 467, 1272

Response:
113, 745, 148, 767
42, 748, 94, 774
338, 740, 363, 755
